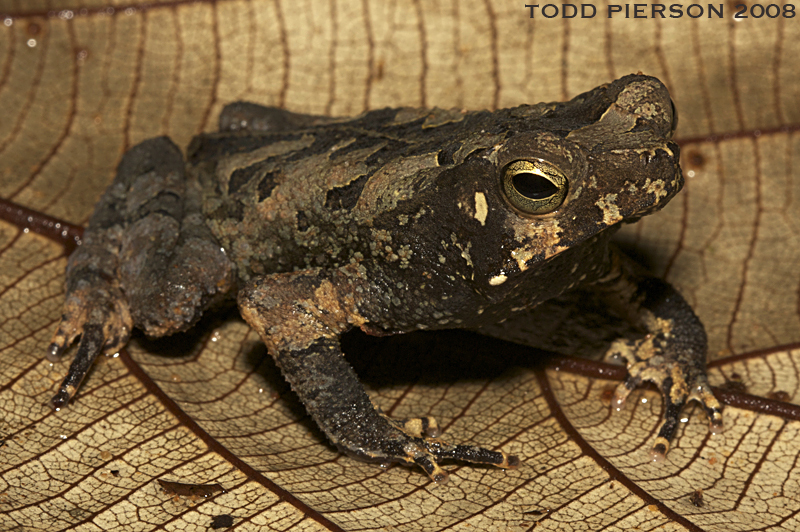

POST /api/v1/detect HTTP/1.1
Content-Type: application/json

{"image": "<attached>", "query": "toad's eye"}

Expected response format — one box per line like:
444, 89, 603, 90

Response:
502, 159, 568, 215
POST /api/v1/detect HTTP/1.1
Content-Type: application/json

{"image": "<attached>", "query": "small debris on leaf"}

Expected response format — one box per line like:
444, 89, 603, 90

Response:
210, 514, 234, 529
767, 390, 791, 402
719, 373, 747, 394
690, 489, 704, 507
157, 479, 226, 499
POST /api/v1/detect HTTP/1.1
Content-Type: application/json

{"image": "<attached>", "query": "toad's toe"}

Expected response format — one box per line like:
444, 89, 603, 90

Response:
48, 283, 132, 409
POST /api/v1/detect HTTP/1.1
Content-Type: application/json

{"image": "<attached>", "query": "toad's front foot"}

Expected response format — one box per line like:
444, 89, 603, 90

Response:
277, 341, 519, 483
238, 270, 518, 482
593, 247, 723, 461
607, 334, 723, 461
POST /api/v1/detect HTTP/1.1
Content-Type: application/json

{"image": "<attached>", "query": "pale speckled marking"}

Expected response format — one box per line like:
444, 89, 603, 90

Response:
514, 242, 572, 270
509, 219, 566, 270
595, 193, 623, 225
510, 248, 531, 272
449, 233, 474, 272
397, 245, 413, 268
614, 144, 675, 158
473, 192, 488, 226
610, 78, 669, 118
489, 274, 507, 286
460, 243, 473, 271
645, 178, 669, 201
241, 281, 344, 353
483, 143, 504, 165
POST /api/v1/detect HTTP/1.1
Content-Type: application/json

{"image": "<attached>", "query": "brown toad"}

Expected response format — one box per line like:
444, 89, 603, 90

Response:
48, 74, 722, 483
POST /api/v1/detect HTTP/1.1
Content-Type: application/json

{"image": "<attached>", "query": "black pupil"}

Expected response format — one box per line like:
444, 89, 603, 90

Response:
512, 172, 557, 199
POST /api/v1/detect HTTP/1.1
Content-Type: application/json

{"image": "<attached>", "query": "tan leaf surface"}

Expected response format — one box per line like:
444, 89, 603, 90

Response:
1, 1, 799, 530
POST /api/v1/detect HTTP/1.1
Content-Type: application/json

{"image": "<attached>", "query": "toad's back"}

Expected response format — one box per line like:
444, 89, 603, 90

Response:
184, 104, 555, 280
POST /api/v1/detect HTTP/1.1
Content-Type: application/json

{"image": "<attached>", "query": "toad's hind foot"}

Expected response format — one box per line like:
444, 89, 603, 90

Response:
50, 325, 109, 410
608, 337, 723, 461
48, 278, 132, 409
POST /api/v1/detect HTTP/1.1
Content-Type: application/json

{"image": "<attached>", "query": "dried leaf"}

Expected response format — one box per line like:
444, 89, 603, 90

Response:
1, 1, 799, 531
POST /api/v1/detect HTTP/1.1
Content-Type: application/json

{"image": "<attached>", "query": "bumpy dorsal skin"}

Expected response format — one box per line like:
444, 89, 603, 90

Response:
49, 74, 722, 483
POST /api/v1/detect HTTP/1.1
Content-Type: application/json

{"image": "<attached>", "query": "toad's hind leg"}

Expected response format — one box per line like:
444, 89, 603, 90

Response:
49, 137, 234, 409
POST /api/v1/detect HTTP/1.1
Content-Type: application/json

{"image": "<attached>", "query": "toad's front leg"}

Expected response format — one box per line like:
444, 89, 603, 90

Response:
593, 246, 723, 460
237, 266, 518, 483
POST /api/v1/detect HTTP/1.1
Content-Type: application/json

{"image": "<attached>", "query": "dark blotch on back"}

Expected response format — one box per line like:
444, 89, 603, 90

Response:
325, 175, 369, 211
296, 210, 310, 231
228, 167, 253, 195
364, 139, 408, 166
257, 171, 280, 201
209, 200, 245, 222
228, 159, 277, 196
284, 130, 349, 163
437, 143, 461, 166
229, 201, 245, 221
